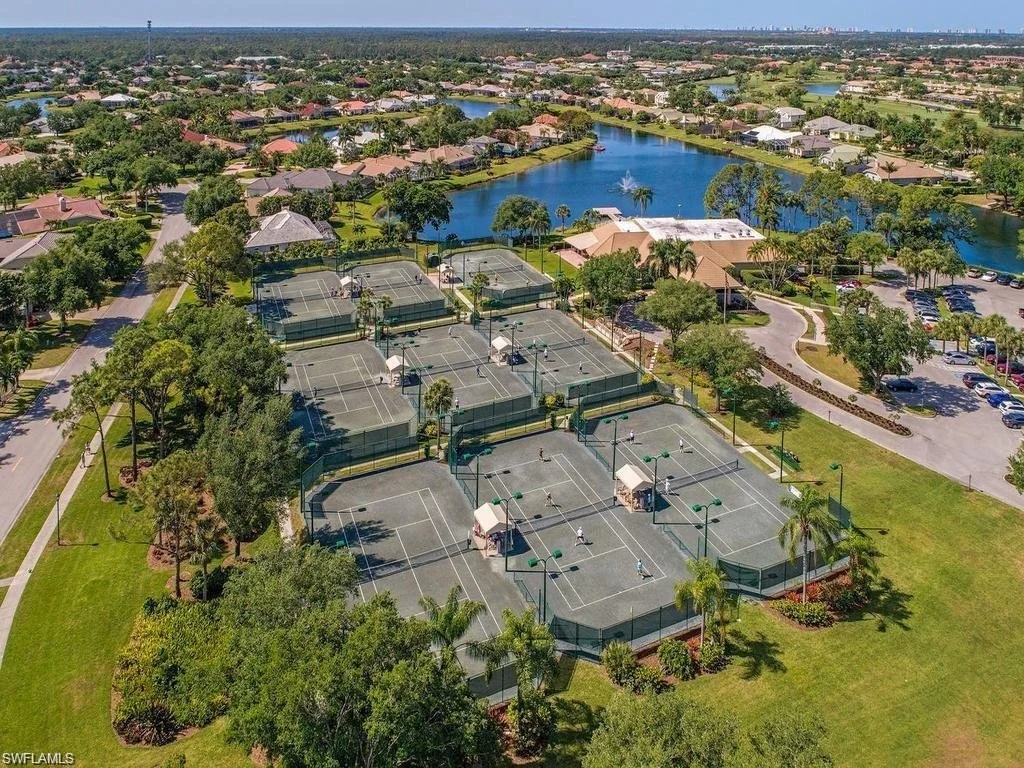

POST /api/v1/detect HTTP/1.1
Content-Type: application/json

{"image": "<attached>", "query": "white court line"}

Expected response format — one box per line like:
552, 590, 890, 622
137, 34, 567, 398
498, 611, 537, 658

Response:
344, 508, 377, 599
333, 512, 368, 603
395, 525, 427, 604
352, 354, 389, 425
420, 489, 502, 637
297, 362, 329, 440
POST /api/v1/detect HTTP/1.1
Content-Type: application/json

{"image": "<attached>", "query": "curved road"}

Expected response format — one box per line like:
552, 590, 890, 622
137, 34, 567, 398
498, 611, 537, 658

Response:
0, 186, 193, 548
747, 296, 1024, 510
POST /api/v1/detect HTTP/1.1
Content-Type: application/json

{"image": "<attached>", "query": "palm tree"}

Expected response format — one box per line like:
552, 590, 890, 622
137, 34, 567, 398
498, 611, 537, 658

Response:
674, 557, 726, 646
189, 515, 226, 601
667, 239, 698, 278
468, 272, 490, 314
474, 608, 558, 705
527, 203, 551, 275
878, 159, 900, 181
873, 211, 897, 249
555, 204, 571, 232
424, 377, 454, 453
835, 530, 878, 587
631, 185, 654, 216
419, 585, 485, 661
646, 239, 675, 280
979, 314, 1012, 375
778, 488, 841, 603
931, 316, 961, 353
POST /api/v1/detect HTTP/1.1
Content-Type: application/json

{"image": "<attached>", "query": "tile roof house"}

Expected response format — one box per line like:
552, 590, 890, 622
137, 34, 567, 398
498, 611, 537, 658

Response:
181, 128, 246, 156
0, 151, 42, 168
789, 134, 835, 158
0, 231, 70, 270
773, 106, 807, 129
0, 193, 112, 237
406, 145, 476, 171
337, 100, 370, 115
338, 155, 416, 180
818, 144, 868, 173
261, 138, 302, 156
864, 156, 945, 185
244, 210, 337, 254
99, 93, 139, 109
802, 116, 851, 136
829, 123, 881, 142
228, 109, 261, 128
245, 168, 364, 197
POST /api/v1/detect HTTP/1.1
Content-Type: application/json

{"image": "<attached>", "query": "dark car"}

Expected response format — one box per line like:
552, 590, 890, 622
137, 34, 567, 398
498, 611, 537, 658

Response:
963, 372, 995, 388
1012, 279, 1024, 290
997, 273, 1013, 286
1003, 412, 1024, 428
885, 378, 919, 392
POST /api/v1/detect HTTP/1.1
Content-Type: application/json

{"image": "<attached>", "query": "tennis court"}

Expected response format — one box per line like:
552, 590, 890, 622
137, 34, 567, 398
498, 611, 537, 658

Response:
587, 404, 793, 570
345, 261, 449, 324
477, 309, 635, 394
387, 323, 531, 417
460, 430, 692, 628
450, 248, 552, 303
257, 269, 357, 341
311, 460, 523, 665
287, 341, 415, 441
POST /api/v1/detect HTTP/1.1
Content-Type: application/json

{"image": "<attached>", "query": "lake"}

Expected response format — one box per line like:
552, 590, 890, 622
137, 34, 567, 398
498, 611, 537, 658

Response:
707, 83, 841, 100
440, 100, 1020, 272
5, 96, 52, 118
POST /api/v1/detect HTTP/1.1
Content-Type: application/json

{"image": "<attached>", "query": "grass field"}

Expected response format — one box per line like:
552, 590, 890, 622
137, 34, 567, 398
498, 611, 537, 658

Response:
29, 318, 93, 370
0, 380, 45, 421
796, 341, 864, 390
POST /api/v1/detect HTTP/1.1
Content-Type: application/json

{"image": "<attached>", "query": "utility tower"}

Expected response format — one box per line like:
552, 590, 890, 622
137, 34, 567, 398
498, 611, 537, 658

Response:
147, 20, 152, 64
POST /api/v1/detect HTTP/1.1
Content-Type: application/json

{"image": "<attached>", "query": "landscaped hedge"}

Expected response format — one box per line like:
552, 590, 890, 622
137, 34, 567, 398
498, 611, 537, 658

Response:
758, 351, 912, 436
774, 598, 834, 628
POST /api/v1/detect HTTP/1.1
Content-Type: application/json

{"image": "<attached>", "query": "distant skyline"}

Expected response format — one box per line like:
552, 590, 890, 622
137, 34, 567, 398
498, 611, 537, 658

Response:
3, 1, 1022, 34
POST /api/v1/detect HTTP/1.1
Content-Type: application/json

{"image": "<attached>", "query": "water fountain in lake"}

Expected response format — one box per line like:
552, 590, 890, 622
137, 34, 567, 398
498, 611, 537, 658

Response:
616, 170, 639, 194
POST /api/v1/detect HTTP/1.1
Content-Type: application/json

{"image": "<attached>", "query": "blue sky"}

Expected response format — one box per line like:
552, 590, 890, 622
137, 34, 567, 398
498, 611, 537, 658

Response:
5, 0, 1022, 32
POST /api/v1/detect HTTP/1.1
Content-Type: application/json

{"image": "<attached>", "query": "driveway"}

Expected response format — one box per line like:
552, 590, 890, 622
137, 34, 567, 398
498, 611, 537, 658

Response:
746, 296, 1024, 510
0, 186, 193, 547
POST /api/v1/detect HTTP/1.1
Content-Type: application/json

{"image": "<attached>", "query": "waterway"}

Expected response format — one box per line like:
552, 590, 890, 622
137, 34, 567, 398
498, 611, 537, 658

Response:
438, 99, 1021, 272
706, 82, 841, 100
5, 96, 52, 118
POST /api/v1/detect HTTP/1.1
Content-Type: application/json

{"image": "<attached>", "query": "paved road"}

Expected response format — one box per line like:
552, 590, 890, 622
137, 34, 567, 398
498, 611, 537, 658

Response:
0, 187, 192, 547
746, 296, 1024, 510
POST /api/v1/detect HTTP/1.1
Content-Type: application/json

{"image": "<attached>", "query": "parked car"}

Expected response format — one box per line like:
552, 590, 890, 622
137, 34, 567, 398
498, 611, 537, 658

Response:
1010, 373, 1024, 388
963, 372, 995, 388
885, 378, 919, 392
919, 313, 941, 325
1012, 279, 1024, 290
987, 391, 1017, 407
997, 273, 1013, 286
985, 353, 1009, 365
947, 302, 975, 312
982, 271, 999, 282
997, 360, 1024, 375
1002, 412, 1024, 428
942, 351, 974, 365
974, 382, 1007, 397
971, 342, 997, 357
967, 267, 983, 278
998, 399, 1024, 415
969, 336, 995, 353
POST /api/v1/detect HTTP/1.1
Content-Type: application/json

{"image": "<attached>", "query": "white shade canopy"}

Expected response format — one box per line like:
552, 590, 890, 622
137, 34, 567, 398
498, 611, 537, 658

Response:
339, 275, 354, 288
616, 464, 651, 492
474, 502, 509, 536
490, 335, 512, 353
439, 263, 454, 273
385, 355, 405, 372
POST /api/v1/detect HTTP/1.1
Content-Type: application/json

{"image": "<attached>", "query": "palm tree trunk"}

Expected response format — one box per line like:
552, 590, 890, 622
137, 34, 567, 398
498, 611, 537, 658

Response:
174, 532, 182, 599
129, 396, 138, 482
699, 611, 705, 646
802, 534, 809, 604
202, 561, 209, 601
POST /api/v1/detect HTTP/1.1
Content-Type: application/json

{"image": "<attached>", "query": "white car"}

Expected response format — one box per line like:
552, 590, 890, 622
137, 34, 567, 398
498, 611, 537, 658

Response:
942, 351, 974, 366
981, 271, 998, 282
919, 313, 941, 324
975, 382, 1007, 397
999, 400, 1024, 415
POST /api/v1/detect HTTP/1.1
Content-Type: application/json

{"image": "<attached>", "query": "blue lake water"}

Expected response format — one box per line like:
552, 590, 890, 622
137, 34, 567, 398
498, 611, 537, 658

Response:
5, 96, 52, 118
707, 82, 840, 100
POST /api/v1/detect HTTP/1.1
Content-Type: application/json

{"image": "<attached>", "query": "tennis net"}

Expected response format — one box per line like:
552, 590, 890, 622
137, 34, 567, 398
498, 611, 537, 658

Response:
411, 356, 487, 377
362, 278, 424, 292
473, 263, 524, 276
544, 337, 588, 352
293, 376, 379, 399
519, 498, 613, 534
667, 459, 740, 491
359, 539, 470, 581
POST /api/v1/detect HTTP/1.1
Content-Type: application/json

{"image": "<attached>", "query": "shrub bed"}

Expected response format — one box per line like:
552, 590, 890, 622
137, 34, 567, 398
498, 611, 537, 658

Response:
774, 598, 834, 628
758, 351, 912, 436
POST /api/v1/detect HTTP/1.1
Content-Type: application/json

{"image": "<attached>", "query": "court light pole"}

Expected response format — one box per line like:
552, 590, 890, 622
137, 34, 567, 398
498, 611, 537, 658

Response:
643, 450, 670, 514
393, 340, 416, 393
410, 364, 433, 420
501, 320, 524, 369
692, 498, 722, 559
527, 550, 563, 623
464, 447, 493, 507
603, 414, 629, 501
830, 462, 844, 512
527, 341, 548, 395
492, 492, 523, 571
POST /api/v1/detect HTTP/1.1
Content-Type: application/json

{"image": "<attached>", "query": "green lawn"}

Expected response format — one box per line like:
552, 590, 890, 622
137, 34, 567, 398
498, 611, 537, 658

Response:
440, 138, 595, 190
0, 380, 46, 421
541, 367, 1024, 767
29, 319, 93, 370
796, 341, 864, 390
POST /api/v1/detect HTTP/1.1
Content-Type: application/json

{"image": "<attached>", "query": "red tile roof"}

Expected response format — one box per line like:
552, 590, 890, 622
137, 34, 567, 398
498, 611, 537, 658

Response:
262, 138, 301, 155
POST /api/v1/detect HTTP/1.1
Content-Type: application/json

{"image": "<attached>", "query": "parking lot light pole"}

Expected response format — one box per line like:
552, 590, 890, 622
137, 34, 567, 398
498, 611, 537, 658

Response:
830, 462, 845, 512
492, 492, 523, 571
692, 498, 722, 559
643, 450, 670, 514
527, 550, 563, 623
464, 447, 493, 507
603, 414, 629, 501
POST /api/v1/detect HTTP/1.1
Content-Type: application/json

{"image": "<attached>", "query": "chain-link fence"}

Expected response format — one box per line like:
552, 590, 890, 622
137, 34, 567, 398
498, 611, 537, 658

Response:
549, 597, 701, 659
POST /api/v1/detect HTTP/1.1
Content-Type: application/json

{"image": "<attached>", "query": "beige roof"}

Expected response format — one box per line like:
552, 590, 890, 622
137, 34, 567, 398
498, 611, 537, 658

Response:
474, 503, 509, 536
491, 335, 512, 352
616, 464, 651, 491
385, 355, 405, 372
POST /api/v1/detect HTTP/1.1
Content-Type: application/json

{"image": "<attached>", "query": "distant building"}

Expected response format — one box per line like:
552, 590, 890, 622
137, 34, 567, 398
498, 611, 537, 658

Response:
244, 210, 337, 254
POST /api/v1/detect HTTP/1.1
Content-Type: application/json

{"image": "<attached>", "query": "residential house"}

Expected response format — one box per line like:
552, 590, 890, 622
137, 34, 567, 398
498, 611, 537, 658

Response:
406, 145, 476, 172
715, 119, 750, 137
299, 103, 338, 120
337, 100, 370, 115
148, 91, 178, 104
337, 155, 416, 180
466, 135, 499, 154
248, 81, 278, 96
0, 151, 41, 168
245, 168, 365, 197
818, 144, 868, 173
261, 138, 302, 156
0, 193, 111, 237
840, 80, 875, 95
0, 231, 69, 270
802, 116, 851, 136
228, 109, 261, 128
99, 93, 139, 109
830, 124, 880, 142
732, 102, 772, 121
375, 98, 407, 113
864, 156, 945, 185
255, 107, 299, 123
181, 128, 246, 156
521, 122, 565, 148
789, 135, 835, 158
244, 210, 337, 254
739, 125, 801, 149
533, 114, 561, 126
773, 106, 807, 129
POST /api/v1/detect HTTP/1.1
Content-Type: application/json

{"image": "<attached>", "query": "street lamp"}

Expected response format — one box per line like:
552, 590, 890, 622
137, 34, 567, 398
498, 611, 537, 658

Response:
691, 498, 723, 559
643, 450, 670, 513
722, 386, 738, 445
769, 420, 786, 483
463, 447, 493, 507
830, 462, 844, 512
492, 492, 524, 570
393, 340, 416, 393
527, 550, 563, 622
501, 320, 524, 369
603, 414, 629, 501
527, 341, 548, 394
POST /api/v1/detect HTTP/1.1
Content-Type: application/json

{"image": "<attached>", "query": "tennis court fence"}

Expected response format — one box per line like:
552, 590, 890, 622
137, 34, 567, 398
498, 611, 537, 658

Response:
550, 596, 701, 658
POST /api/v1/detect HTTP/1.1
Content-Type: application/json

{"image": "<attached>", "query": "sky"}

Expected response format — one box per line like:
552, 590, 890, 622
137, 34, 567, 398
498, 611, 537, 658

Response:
3, 0, 1022, 32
